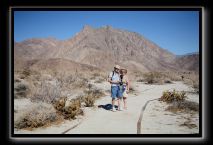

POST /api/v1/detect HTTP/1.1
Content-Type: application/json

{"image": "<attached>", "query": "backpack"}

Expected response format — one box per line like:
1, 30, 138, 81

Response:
111, 71, 115, 81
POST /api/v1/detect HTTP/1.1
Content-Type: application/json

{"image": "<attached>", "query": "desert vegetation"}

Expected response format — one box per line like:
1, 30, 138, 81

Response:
14, 69, 106, 130
159, 90, 199, 113
14, 102, 63, 129
134, 71, 199, 93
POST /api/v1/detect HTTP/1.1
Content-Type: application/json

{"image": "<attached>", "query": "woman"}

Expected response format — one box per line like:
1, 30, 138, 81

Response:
120, 68, 130, 110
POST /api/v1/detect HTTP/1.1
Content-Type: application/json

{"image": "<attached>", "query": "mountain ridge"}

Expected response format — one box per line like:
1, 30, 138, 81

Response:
14, 25, 199, 73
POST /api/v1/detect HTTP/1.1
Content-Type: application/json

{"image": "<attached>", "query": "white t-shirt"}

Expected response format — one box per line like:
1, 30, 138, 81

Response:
109, 71, 120, 86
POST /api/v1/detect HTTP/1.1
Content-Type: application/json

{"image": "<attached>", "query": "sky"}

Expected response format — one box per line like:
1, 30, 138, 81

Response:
14, 11, 199, 55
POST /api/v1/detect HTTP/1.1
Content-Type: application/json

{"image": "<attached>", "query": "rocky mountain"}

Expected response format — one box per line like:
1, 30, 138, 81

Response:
175, 53, 199, 72
14, 25, 199, 73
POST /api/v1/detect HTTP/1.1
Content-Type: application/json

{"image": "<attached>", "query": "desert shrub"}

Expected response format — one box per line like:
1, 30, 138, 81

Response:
30, 80, 61, 103
166, 100, 199, 113
143, 72, 164, 84
165, 72, 182, 81
21, 69, 31, 78
14, 80, 30, 98
84, 89, 105, 99
52, 97, 83, 120
14, 103, 61, 129
84, 95, 95, 107
159, 90, 186, 103
67, 77, 89, 89
62, 99, 83, 119
159, 90, 198, 113
52, 97, 67, 112
81, 89, 105, 107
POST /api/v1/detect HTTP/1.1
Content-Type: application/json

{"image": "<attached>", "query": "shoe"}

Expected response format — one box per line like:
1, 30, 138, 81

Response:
118, 107, 123, 111
112, 107, 117, 112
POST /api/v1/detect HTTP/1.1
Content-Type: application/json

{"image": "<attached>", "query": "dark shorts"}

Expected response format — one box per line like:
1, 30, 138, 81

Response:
111, 86, 123, 99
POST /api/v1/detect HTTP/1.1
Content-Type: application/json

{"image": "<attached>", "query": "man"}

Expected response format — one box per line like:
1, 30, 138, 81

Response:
108, 65, 123, 112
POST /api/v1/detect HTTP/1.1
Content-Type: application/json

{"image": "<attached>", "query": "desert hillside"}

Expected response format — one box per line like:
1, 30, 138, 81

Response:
14, 25, 199, 73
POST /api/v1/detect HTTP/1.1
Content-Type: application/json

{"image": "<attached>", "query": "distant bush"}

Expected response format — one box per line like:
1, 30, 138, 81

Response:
143, 72, 164, 84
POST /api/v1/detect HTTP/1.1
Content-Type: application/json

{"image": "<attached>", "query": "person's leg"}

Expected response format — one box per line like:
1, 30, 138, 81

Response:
123, 97, 127, 109
118, 86, 123, 111
112, 98, 116, 111
117, 98, 120, 109
111, 86, 117, 111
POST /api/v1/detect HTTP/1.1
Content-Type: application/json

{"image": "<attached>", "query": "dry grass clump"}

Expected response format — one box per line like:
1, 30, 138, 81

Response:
14, 103, 62, 129
159, 90, 186, 103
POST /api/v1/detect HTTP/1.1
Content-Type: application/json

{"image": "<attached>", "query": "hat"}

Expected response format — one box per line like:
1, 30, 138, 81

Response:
114, 65, 120, 69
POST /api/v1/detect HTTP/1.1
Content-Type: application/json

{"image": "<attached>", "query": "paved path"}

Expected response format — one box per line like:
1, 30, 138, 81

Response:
66, 82, 194, 134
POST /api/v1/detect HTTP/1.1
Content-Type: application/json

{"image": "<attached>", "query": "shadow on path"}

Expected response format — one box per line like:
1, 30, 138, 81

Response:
98, 104, 118, 110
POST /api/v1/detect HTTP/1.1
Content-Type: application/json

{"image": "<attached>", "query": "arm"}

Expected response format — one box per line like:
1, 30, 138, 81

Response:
126, 77, 130, 93
108, 78, 120, 84
107, 72, 119, 84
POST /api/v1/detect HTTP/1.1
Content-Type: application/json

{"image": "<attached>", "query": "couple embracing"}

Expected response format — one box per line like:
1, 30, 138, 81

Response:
108, 65, 130, 112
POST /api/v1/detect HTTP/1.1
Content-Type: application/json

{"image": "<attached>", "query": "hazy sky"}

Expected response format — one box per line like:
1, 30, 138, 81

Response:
14, 11, 199, 55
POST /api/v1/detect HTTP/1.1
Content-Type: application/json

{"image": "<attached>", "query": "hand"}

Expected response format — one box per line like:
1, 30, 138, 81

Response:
126, 90, 129, 93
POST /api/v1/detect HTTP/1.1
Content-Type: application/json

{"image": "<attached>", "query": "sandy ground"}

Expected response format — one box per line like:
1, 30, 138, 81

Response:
14, 81, 199, 134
